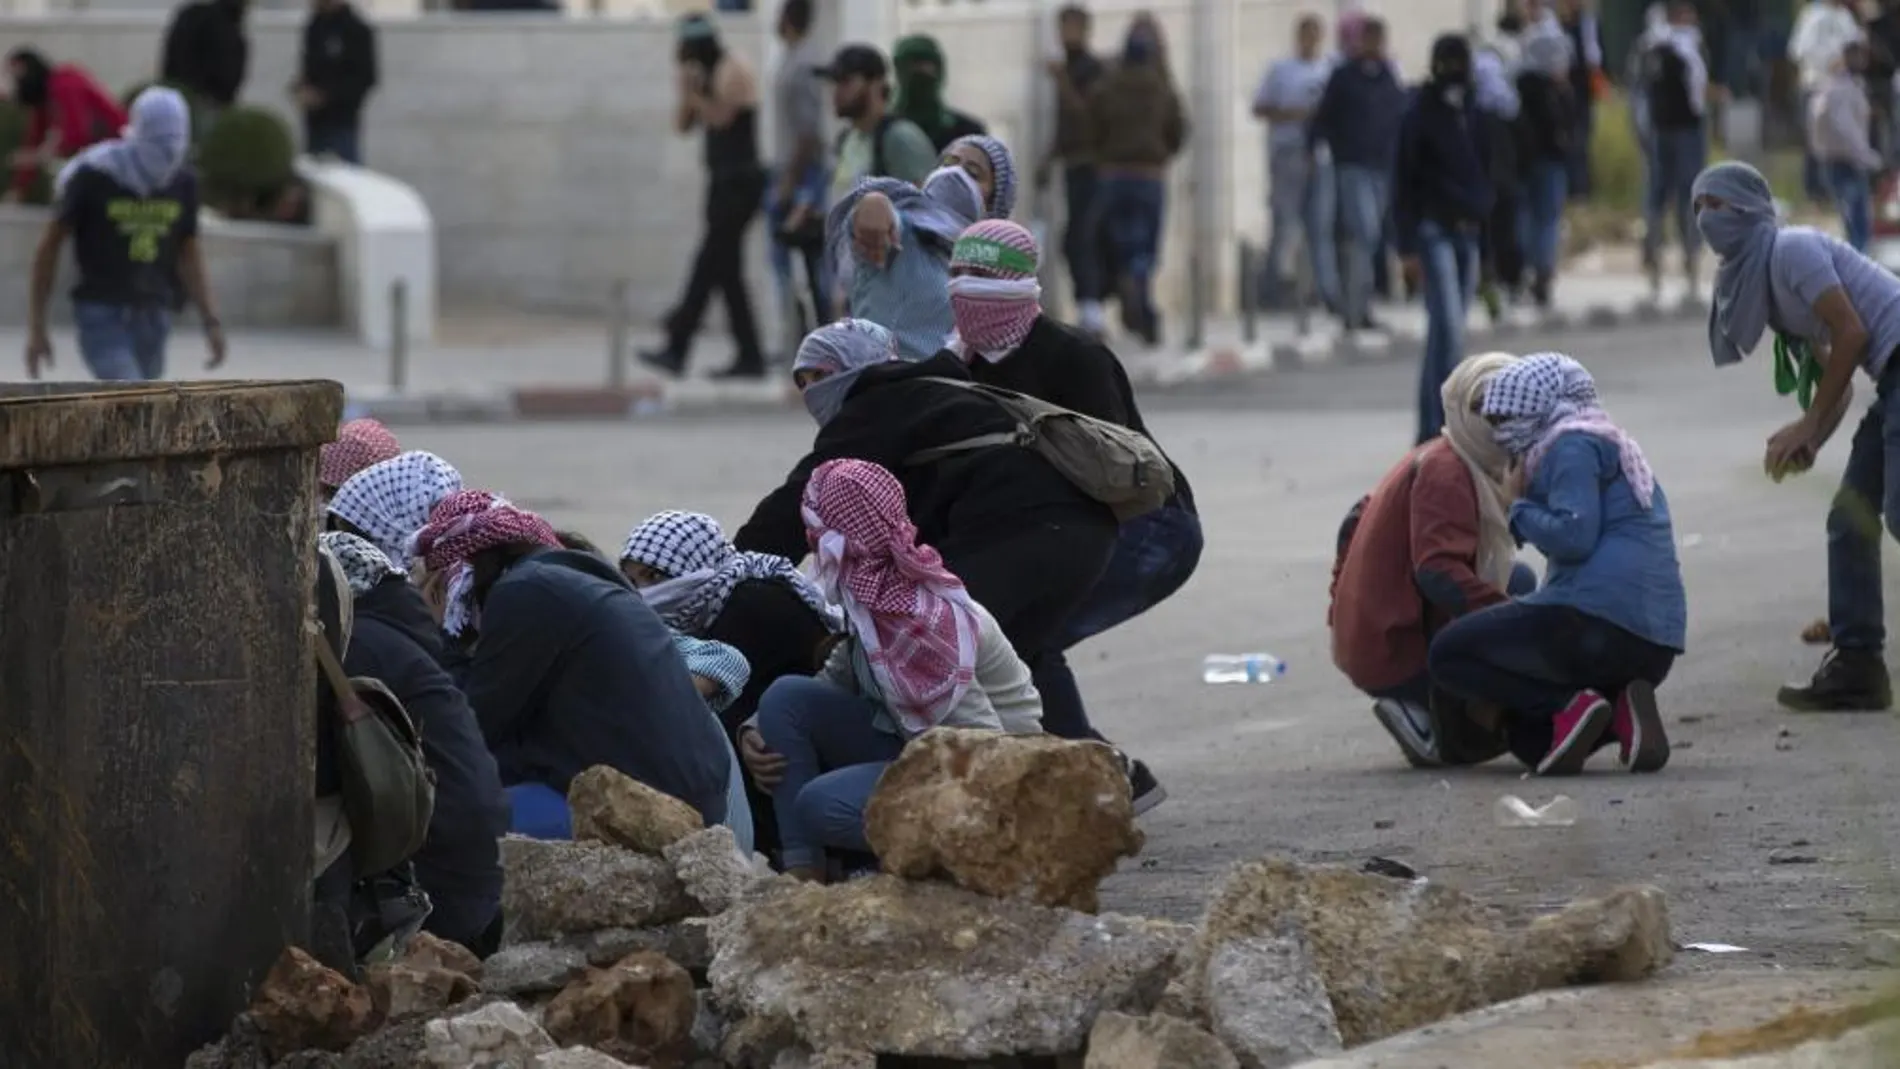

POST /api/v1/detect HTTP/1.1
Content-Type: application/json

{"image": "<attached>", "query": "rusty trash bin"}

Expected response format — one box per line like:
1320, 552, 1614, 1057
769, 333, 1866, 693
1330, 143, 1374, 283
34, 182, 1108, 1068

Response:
0, 379, 343, 1068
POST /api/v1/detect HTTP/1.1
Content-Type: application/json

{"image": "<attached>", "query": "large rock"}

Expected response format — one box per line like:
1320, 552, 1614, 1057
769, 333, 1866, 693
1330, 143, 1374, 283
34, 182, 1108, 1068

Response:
502, 835, 694, 940
183, 1014, 273, 1069
484, 942, 594, 996
1085, 1012, 1238, 1069
535, 1048, 644, 1068
340, 994, 507, 1069
864, 729, 1142, 912
1203, 935, 1342, 1068
400, 932, 485, 980
708, 875, 1187, 1059
665, 825, 767, 914
544, 950, 699, 1066
1186, 858, 1672, 1048
364, 962, 481, 1021
249, 947, 378, 1059
569, 764, 705, 854
423, 1001, 556, 1068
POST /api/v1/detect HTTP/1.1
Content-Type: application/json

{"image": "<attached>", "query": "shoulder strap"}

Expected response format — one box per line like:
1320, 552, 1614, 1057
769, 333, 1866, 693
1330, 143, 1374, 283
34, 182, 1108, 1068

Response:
870, 113, 897, 178
904, 377, 1034, 465
310, 621, 367, 725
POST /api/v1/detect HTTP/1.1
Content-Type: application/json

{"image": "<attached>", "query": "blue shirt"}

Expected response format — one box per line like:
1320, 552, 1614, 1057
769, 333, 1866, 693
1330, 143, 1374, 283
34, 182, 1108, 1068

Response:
1254, 55, 1334, 151
1767, 227, 1900, 379
846, 207, 957, 361
1510, 433, 1687, 652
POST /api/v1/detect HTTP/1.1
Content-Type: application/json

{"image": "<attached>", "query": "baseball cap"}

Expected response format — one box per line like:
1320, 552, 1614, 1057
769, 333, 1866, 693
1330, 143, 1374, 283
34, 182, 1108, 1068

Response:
815, 43, 887, 81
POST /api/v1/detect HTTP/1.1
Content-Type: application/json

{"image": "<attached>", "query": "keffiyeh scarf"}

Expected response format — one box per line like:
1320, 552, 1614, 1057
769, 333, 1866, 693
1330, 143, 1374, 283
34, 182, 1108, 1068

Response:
317, 530, 408, 597
793, 318, 903, 426
327, 451, 464, 564
1483, 352, 1657, 509
621, 510, 843, 634
319, 418, 402, 491
801, 459, 979, 735
412, 489, 562, 637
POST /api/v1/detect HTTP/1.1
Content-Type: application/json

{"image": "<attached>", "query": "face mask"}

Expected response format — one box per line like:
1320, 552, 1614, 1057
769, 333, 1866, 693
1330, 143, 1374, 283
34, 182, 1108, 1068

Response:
923, 165, 984, 221
1695, 203, 1766, 258
948, 275, 1043, 355
1492, 414, 1546, 457
800, 368, 864, 426
1440, 84, 1467, 107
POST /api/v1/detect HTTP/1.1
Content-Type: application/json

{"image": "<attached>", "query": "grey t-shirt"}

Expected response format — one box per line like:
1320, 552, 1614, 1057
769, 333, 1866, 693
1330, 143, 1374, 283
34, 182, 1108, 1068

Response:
1768, 227, 1900, 378
1253, 56, 1334, 152
773, 37, 825, 164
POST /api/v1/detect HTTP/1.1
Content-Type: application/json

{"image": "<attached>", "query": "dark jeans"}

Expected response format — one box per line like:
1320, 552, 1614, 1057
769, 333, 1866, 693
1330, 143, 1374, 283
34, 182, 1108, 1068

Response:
1486, 186, 1523, 292
1825, 160, 1873, 252
305, 118, 362, 165
1092, 174, 1167, 335
1429, 601, 1676, 765
666, 167, 768, 369
1828, 359, 1900, 651
1415, 220, 1480, 444
1368, 561, 1538, 708
1643, 126, 1707, 268
1565, 104, 1593, 201
1062, 164, 1104, 304
766, 165, 832, 331
74, 300, 170, 381
942, 514, 1117, 742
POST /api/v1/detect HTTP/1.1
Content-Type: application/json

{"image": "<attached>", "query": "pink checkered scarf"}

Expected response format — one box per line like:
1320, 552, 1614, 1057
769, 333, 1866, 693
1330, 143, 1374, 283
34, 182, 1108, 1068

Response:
413, 489, 561, 636
319, 419, 401, 490
800, 459, 979, 735
947, 219, 1043, 360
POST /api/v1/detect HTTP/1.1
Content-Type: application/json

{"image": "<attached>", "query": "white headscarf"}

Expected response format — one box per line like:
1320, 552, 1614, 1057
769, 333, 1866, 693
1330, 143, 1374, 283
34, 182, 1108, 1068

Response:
326, 451, 464, 564
57, 87, 191, 199
1439, 352, 1519, 591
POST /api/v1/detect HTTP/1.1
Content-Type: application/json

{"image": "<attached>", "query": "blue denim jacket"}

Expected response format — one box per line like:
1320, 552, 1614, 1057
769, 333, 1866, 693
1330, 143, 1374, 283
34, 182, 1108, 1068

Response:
1511, 432, 1687, 651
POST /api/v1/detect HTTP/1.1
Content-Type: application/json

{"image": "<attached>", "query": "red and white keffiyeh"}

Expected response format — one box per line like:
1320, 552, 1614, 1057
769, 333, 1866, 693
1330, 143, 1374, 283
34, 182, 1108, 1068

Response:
319, 419, 401, 491
412, 489, 561, 636
800, 459, 979, 734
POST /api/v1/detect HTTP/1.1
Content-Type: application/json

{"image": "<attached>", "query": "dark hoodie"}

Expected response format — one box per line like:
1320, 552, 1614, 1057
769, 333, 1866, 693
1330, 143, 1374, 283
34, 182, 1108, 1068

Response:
345, 577, 508, 951
1309, 52, 1408, 170
461, 548, 731, 825
300, 0, 378, 128
892, 34, 988, 153
1392, 36, 1494, 256
161, 0, 249, 106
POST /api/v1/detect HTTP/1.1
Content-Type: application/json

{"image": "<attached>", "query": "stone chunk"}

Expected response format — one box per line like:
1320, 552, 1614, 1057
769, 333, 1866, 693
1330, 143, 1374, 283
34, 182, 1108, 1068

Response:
1202, 935, 1341, 1068
1085, 1012, 1238, 1069
249, 947, 378, 1059
865, 729, 1142, 912
1186, 858, 1673, 1048
502, 835, 694, 940
708, 875, 1187, 1059
364, 962, 481, 1021
569, 764, 705, 854
400, 931, 485, 980
484, 942, 593, 996
423, 1001, 556, 1068
183, 1014, 273, 1069
534, 1048, 643, 1068
543, 950, 698, 1066
664, 824, 765, 915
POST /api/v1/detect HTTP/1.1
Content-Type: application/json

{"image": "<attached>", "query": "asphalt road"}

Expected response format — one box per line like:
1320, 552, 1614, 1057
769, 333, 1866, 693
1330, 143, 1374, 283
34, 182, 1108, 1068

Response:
398, 317, 1900, 978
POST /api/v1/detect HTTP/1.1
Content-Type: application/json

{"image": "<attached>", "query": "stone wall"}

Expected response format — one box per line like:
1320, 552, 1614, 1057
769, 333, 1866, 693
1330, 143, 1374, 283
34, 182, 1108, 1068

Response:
0, 206, 341, 327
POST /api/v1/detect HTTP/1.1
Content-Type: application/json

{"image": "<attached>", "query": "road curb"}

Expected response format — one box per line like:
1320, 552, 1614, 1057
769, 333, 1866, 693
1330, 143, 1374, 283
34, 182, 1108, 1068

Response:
345, 297, 1707, 426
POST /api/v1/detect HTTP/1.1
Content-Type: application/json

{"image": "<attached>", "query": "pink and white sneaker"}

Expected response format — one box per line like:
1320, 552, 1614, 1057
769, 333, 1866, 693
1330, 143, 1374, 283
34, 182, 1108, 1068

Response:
1611, 680, 1671, 773
1536, 689, 1613, 776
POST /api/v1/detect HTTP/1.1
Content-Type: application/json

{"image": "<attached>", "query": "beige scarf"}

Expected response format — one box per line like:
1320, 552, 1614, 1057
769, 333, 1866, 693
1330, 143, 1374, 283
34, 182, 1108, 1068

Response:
1440, 352, 1519, 592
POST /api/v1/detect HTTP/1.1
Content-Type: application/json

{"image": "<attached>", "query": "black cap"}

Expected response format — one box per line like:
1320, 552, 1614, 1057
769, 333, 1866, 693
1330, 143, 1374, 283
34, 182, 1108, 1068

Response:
815, 43, 887, 81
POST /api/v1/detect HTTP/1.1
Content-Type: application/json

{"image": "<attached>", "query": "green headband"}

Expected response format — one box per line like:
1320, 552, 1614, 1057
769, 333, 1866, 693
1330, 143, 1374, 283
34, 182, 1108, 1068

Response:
951, 234, 1037, 276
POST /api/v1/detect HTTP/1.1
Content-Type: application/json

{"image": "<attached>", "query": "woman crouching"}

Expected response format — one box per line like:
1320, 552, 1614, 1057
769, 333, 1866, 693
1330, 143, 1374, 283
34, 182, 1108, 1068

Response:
1428, 352, 1687, 775
742, 459, 1042, 882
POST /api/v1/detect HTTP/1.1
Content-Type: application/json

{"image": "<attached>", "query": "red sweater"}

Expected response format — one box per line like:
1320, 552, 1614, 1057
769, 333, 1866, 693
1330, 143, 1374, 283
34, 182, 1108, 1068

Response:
1328, 438, 1508, 692
14, 66, 127, 198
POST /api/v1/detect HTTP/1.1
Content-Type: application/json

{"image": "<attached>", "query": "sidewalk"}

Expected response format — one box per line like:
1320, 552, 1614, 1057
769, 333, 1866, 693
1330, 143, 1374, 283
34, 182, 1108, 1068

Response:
0, 262, 1699, 425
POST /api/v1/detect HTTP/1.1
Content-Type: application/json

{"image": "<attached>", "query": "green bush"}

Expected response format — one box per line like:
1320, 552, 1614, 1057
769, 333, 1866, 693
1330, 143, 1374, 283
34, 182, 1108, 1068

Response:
119, 80, 211, 148
199, 104, 296, 218
1590, 92, 1646, 214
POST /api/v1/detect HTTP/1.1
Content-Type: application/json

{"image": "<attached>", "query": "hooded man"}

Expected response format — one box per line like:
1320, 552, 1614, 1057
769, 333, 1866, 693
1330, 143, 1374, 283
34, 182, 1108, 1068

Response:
160, 0, 250, 108
24, 88, 227, 383
891, 34, 989, 153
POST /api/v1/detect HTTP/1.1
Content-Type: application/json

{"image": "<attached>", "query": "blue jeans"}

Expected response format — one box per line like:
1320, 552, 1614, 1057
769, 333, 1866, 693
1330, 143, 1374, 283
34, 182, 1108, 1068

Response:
507, 782, 573, 840
1429, 601, 1677, 765
1414, 220, 1480, 444
1829, 361, 1900, 651
1643, 127, 1707, 267
1264, 146, 1338, 309
74, 300, 170, 381
1058, 502, 1203, 648
1517, 161, 1569, 278
1063, 164, 1105, 304
1326, 164, 1389, 323
305, 119, 362, 165
755, 675, 905, 870
1826, 160, 1873, 252
766, 163, 832, 325
1093, 174, 1167, 329
1370, 561, 1539, 708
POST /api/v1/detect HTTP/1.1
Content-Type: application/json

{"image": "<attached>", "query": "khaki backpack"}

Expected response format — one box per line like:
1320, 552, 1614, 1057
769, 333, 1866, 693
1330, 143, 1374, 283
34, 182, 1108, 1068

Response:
312, 623, 437, 877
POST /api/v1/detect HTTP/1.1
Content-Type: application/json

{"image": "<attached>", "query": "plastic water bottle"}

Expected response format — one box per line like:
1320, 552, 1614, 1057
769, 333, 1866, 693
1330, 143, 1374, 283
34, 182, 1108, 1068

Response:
1494, 795, 1578, 828
1202, 653, 1287, 684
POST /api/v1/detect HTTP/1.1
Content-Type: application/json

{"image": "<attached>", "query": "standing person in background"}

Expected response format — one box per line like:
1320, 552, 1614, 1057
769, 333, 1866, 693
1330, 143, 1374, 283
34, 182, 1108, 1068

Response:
24, 89, 226, 383
1867, 0, 1900, 164
1310, 16, 1407, 334
1084, 15, 1186, 347
1810, 40, 1883, 251
1394, 34, 1494, 444
294, 0, 378, 165
1037, 5, 1108, 336
1516, 32, 1577, 309
643, 14, 769, 381
1252, 14, 1337, 313
1475, 14, 1525, 316
4, 49, 125, 204
890, 35, 988, 153
1555, 0, 1603, 201
767, 0, 831, 332
161, 0, 250, 110
821, 44, 937, 203
1637, 0, 1710, 295
1790, 0, 1864, 203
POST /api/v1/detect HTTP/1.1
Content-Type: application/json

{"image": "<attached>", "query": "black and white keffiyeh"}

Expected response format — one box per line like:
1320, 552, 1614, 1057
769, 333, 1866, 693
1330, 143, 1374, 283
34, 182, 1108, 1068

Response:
621, 510, 843, 635
1482, 352, 1656, 508
327, 451, 464, 564
317, 530, 408, 597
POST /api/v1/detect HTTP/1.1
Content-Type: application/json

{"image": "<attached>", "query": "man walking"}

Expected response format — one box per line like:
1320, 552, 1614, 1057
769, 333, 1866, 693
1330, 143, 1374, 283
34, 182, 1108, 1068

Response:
161, 0, 249, 109
295, 0, 377, 164
1309, 16, 1407, 333
1790, 0, 1863, 201
1810, 39, 1884, 251
24, 89, 227, 382
1036, 4, 1107, 333
767, 0, 830, 332
1251, 14, 1335, 312
1635, 0, 1710, 294
821, 43, 936, 204
1554, 0, 1603, 200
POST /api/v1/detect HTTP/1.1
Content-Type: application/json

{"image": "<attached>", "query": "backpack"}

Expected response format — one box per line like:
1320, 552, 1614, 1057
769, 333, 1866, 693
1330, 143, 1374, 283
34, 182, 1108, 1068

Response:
904, 377, 1177, 523
834, 113, 899, 181
312, 621, 437, 877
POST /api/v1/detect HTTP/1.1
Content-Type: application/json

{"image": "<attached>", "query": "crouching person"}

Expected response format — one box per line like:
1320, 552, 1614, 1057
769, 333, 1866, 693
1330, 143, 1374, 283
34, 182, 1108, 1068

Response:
740, 460, 1042, 882
1429, 353, 1687, 775
1331, 351, 1534, 767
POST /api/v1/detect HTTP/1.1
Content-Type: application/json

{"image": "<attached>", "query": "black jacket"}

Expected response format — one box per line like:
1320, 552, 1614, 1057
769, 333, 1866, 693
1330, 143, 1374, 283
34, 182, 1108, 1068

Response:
1392, 85, 1493, 256
733, 352, 1116, 562
964, 315, 1195, 512
161, 0, 248, 106
925, 109, 989, 153
300, 3, 378, 127
345, 578, 507, 951
703, 578, 831, 735
463, 549, 730, 824
1515, 72, 1575, 165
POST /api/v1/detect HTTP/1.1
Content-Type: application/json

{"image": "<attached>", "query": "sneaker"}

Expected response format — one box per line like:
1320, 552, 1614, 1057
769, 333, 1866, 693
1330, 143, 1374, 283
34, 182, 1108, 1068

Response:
638, 348, 686, 378
1777, 649, 1893, 712
1117, 752, 1169, 816
1612, 680, 1670, 773
1371, 698, 1441, 769
1536, 690, 1613, 776
711, 362, 767, 380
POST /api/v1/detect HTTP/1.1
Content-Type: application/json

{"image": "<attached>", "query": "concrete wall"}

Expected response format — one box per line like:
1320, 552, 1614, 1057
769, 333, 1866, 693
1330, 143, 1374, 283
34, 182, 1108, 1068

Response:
0, 0, 1476, 329
0, 206, 340, 327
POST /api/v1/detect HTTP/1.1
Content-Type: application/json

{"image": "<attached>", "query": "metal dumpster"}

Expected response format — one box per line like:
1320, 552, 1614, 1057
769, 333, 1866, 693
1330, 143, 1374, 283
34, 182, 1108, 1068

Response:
0, 379, 343, 1068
